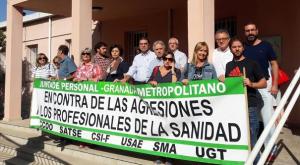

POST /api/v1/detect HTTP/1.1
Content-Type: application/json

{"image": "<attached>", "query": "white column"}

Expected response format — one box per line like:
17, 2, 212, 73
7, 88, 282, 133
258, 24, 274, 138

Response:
187, 0, 215, 62
71, 0, 92, 65
4, 3, 23, 121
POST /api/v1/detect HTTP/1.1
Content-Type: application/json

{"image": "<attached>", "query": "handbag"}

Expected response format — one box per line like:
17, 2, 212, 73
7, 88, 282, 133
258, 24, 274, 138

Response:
273, 67, 289, 85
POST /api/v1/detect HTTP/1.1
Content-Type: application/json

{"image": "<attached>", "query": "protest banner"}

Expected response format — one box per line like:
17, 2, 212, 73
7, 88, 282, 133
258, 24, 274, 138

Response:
30, 77, 250, 164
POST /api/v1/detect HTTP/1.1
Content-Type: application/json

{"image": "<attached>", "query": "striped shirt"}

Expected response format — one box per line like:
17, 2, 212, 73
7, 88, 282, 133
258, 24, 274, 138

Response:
32, 63, 56, 80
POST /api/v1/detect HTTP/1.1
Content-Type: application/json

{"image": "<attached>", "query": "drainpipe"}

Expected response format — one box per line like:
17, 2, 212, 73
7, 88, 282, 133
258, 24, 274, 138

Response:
48, 16, 52, 60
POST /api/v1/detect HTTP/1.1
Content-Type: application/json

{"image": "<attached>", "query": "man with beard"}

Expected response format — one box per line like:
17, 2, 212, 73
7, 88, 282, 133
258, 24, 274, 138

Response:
225, 38, 266, 164
94, 41, 111, 80
243, 23, 279, 153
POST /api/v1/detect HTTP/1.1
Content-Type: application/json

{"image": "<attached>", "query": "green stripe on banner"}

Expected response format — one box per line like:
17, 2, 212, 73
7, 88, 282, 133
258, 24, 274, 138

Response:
30, 125, 40, 129
33, 77, 244, 98
41, 128, 244, 165
38, 117, 248, 150
31, 116, 40, 120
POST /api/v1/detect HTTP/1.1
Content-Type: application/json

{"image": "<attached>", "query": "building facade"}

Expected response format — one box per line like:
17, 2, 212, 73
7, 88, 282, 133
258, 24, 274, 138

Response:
1, 0, 300, 127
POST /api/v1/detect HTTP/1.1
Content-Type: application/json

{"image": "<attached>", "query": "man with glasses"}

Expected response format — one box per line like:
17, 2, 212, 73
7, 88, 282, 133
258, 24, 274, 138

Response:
120, 37, 156, 84
243, 22, 279, 161
212, 29, 233, 82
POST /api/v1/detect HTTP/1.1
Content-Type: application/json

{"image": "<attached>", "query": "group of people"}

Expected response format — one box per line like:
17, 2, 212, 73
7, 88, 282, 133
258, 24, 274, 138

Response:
32, 22, 279, 165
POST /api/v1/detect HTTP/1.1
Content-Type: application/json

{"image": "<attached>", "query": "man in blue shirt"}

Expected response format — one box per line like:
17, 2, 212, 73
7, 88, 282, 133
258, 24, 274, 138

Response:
57, 45, 77, 80
243, 22, 279, 152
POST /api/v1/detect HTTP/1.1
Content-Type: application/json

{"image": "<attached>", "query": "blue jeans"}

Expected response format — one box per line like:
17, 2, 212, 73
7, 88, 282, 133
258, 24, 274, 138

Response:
249, 106, 260, 164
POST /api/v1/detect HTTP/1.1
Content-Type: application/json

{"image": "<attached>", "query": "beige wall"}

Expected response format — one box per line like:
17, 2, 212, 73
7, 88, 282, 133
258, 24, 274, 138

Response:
101, 8, 188, 57
22, 16, 72, 64
4, 0, 299, 126
215, 0, 300, 127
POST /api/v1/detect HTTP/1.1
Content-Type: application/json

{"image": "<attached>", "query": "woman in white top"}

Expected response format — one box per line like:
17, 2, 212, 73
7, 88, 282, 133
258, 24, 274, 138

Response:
32, 53, 56, 80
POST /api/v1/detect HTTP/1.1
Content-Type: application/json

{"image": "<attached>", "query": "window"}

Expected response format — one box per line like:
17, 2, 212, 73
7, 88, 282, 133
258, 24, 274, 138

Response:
215, 17, 237, 37
27, 44, 38, 66
124, 31, 148, 64
26, 44, 38, 81
65, 39, 72, 57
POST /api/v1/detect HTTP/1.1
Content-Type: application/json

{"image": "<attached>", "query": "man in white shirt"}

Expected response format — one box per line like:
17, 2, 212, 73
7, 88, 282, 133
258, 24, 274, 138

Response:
212, 29, 233, 82
147, 40, 166, 78
121, 37, 156, 84
168, 37, 187, 72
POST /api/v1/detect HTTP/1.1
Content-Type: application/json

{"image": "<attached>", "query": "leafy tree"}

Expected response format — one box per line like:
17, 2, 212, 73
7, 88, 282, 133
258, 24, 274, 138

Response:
0, 30, 6, 52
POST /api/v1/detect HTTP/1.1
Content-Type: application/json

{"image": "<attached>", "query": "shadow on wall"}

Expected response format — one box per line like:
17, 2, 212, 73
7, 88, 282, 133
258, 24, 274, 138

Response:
21, 57, 33, 119
0, 55, 33, 120
0, 52, 5, 119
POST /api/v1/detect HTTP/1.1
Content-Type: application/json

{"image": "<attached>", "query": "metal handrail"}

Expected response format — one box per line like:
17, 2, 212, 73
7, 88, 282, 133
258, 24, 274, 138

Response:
258, 83, 300, 164
245, 67, 300, 165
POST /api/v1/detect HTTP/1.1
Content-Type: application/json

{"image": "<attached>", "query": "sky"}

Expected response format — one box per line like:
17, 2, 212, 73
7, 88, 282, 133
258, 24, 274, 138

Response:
0, 0, 34, 22
0, 0, 7, 22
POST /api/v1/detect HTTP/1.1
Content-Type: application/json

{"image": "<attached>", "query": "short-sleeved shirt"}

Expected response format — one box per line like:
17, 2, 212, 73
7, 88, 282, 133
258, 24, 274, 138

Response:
58, 55, 77, 79
74, 62, 104, 81
225, 58, 265, 107
244, 41, 276, 80
32, 63, 56, 80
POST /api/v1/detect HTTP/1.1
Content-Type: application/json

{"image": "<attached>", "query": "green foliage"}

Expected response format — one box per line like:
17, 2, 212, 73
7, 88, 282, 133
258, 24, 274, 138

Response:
0, 30, 6, 52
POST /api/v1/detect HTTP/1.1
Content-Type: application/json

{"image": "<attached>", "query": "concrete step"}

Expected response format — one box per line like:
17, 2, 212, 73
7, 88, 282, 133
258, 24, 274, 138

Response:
0, 120, 41, 137
0, 137, 68, 165
0, 120, 158, 165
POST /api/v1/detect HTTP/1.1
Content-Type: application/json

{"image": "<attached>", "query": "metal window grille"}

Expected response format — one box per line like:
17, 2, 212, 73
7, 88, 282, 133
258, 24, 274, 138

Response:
215, 16, 237, 37
124, 31, 148, 65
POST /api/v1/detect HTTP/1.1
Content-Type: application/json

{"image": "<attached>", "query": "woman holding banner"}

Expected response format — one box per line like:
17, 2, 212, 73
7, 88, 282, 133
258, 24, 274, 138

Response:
181, 42, 217, 85
106, 45, 129, 82
148, 51, 181, 86
32, 53, 56, 80
73, 48, 104, 82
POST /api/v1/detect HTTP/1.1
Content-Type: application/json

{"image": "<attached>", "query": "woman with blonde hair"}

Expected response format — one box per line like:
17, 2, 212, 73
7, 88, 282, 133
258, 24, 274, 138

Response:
182, 42, 217, 84
32, 53, 56, 80
73, 48, 104, 82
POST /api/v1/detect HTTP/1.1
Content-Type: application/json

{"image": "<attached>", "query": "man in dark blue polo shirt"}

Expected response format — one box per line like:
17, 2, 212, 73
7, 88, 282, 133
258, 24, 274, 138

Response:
243, 22, 279, 152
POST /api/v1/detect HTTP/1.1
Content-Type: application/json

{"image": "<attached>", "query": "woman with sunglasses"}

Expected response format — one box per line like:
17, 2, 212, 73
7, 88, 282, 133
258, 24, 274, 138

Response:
182, 42, 217, 85
73, 48, 104, 82
32, 53, 56, 80
106, 45, 129, 82
148, 51, 181, 86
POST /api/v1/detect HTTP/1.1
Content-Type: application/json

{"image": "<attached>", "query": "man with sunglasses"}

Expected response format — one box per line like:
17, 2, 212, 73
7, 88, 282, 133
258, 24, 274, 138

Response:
120, 37, 156, 84
57, 45, 77, 80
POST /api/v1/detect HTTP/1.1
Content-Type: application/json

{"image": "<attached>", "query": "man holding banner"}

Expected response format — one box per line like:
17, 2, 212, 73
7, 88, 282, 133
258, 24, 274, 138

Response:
225, 38, 267, 164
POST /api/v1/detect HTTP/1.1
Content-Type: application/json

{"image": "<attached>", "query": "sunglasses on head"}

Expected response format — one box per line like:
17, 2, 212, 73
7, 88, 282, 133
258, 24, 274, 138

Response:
163, 57, 174, 62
